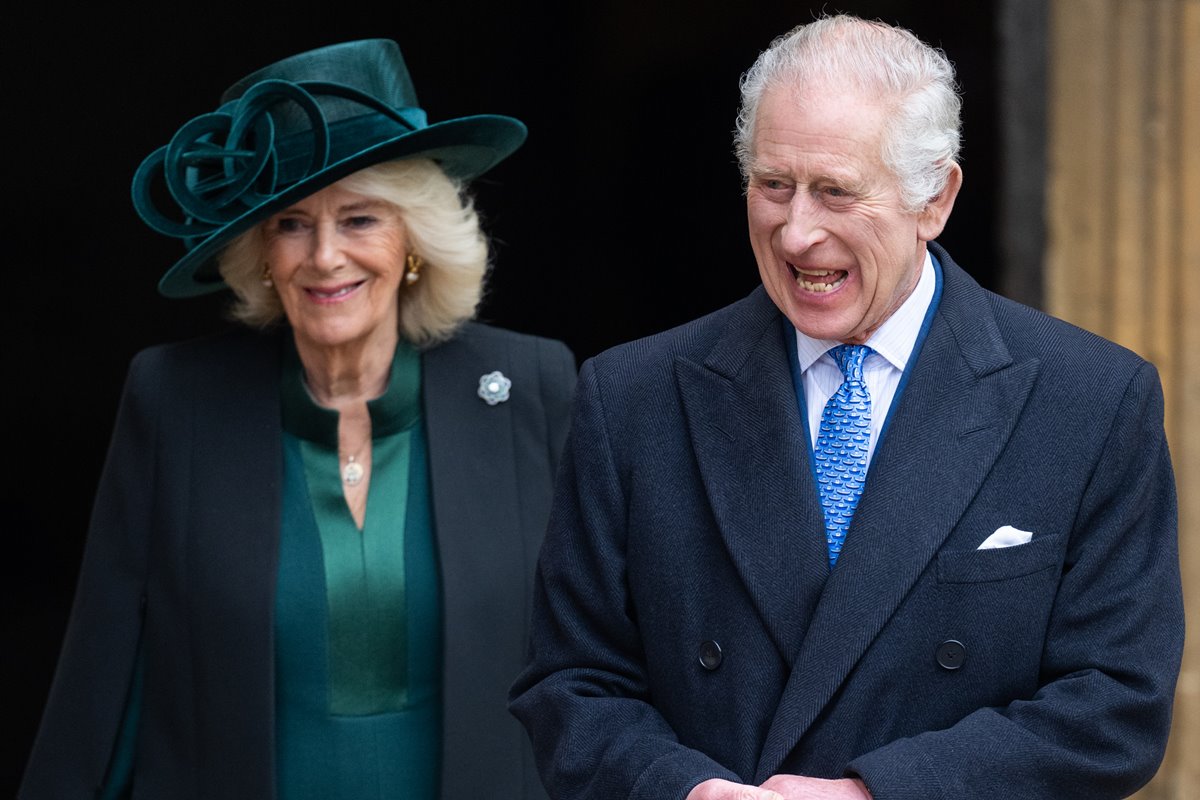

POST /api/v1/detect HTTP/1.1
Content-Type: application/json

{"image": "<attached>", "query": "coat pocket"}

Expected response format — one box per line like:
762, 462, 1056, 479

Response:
936, 533, 1066, 584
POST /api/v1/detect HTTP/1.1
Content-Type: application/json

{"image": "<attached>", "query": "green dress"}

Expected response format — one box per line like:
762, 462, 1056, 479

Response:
274, 338, 442, 799
97, 338, 446, 799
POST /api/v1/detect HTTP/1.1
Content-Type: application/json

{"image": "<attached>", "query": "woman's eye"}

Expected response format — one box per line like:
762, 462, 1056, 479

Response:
345, 215, 377, 229
276, 217, 304, 233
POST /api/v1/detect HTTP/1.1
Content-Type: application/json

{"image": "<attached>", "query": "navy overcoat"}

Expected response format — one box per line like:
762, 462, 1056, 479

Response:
511, 245, 1183, 800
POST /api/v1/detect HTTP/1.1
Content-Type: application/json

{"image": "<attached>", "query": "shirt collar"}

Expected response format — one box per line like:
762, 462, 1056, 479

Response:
793, 250, 936, 374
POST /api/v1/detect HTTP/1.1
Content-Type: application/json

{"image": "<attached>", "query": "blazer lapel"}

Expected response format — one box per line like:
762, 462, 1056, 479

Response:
755, 257, 1041, 778
422, 330, 530, 799
676, 289, 831, 664
422, 332, 523, 634
182, 330, 282, 798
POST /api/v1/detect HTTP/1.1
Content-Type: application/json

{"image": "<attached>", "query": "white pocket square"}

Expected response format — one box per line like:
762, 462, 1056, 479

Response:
978, 525, 1034, 550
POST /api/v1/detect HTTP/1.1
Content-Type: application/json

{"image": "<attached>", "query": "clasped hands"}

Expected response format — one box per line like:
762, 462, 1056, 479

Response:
686, 776, 872, 800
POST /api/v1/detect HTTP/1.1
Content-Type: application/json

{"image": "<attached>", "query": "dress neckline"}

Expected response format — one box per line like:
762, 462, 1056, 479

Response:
280, 332, 422, 444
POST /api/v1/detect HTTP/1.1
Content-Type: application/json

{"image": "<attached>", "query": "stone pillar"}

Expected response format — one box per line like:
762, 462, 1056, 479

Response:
1046, 1, 1200, 796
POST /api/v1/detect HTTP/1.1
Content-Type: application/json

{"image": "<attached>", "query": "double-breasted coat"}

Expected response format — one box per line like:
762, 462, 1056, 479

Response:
510, 245, 1183, 800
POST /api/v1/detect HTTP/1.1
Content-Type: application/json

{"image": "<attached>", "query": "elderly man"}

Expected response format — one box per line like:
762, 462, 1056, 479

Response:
510, 15, 1183, 800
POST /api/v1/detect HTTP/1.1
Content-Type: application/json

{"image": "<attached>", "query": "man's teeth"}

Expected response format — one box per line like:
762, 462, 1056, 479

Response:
795, 269, 846, 293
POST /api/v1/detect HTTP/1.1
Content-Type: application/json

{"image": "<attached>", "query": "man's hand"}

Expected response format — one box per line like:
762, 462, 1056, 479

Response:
686, 776, 872, 800
686, 778, 785, 800
759, 775, 872, 799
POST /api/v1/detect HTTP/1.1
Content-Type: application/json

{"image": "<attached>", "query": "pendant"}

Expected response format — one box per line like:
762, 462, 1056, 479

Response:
342, 455, 364, 486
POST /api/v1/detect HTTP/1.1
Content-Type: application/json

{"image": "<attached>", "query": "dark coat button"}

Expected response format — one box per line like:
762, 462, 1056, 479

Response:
936, 640, 966, 670
698, 640, 723, 671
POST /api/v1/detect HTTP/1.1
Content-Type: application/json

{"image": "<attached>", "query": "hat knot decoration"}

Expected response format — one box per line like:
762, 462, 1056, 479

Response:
130, 40, 527, 298
132, 80, 425, 241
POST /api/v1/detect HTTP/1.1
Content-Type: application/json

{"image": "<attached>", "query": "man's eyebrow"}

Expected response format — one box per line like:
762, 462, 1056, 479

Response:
747, 166, 867, 193
813, 172, 865, 188
747, 165, 792, 181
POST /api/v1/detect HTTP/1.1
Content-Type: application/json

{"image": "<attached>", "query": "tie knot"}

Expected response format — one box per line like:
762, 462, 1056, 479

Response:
828, 344, 871, 382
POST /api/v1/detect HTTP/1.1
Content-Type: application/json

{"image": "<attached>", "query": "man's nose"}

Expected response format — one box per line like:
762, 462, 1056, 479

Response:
780, 194, 828, 254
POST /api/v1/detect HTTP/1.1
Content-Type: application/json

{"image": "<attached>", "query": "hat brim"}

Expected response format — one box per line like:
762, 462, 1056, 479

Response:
153, 113, 526, 298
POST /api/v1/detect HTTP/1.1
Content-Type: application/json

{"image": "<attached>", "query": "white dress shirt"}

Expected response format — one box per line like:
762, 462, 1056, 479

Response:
793, 251, 936, 469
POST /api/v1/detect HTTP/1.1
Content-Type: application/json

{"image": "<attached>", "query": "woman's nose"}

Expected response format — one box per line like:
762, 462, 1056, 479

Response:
310, 221, 345, 271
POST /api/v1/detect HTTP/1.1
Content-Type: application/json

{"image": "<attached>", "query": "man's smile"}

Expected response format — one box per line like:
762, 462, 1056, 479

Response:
789, 264, 849, 293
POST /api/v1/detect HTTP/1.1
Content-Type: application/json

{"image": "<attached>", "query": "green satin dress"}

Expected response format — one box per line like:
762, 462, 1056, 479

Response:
97, 338, 443, 800
274, 339, 442, 799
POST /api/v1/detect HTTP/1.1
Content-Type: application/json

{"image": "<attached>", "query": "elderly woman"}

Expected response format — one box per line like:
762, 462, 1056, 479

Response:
20, 40, 573, 800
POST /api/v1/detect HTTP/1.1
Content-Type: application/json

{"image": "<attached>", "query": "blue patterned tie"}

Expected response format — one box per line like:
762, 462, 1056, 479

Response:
814, 345, 872, 568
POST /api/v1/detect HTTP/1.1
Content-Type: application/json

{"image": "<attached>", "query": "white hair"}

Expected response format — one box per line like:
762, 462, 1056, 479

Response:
218, 158, 489, 347
734, 15, 962, 211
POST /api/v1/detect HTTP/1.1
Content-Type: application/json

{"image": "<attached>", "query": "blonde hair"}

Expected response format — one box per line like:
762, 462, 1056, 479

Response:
218, 158, 489, 347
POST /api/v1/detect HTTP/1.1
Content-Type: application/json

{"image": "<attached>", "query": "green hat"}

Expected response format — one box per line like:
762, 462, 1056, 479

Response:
132, 39, 527, 298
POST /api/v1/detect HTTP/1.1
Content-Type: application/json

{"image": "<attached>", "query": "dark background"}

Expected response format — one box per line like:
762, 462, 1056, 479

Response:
5, 0, 999, 789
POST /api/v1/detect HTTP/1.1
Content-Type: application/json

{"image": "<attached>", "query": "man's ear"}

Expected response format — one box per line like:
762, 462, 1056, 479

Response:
917, 162, 962, 242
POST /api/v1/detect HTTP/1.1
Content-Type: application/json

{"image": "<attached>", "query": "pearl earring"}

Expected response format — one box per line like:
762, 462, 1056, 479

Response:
404, 253, 423, 286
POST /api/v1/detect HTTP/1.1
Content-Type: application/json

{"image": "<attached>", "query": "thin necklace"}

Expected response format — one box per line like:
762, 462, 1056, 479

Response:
340, 443, 369, 486
302, 373, 374, 487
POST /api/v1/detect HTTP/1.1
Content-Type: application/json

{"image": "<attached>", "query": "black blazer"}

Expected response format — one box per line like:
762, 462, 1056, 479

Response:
22, 322, 575, 800
511, 245, 1183, 799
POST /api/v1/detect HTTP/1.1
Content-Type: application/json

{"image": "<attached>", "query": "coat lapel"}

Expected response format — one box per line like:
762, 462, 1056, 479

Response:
676, 289, 831, 664
422, 328, 530, 800
422, 330, 523, 640
183, 330, 282, 798
755, 256, 1041, 778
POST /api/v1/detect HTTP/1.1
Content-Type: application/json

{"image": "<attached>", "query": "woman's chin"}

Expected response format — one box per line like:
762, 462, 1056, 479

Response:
288, 316, 400, 357
290, 322, 374, 354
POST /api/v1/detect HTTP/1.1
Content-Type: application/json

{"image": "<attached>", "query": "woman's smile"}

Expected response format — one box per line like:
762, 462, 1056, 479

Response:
305, 280, 368, 303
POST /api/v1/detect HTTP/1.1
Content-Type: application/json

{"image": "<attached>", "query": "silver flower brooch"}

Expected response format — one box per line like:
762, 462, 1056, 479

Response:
477, 371, 512, 405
